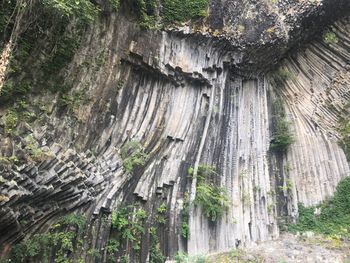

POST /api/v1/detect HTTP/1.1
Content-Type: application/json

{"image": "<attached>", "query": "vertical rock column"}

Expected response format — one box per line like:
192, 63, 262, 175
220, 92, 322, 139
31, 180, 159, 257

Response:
188, 77, 278, 255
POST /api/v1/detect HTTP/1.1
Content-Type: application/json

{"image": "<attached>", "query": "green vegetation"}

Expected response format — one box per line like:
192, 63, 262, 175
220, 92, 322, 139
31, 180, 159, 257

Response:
161, 0, 209, 25
195, 183, 230, 221
288, 177, 350, 238
270, 99, 295, 153
106, 239, 120, 262
41, 0, 100, 23
0, 0, 121, 107
180, 193, 190, 239
149, 227, 166, 263
175, 252, 205, 263
338, 118, 350, 161
323, 30, 339, 45
4, 109, 18, 134
278, 179, 293, 192
58, 88, 88, 112
271, 68, 295, 87
109, 203, 167, 261
111, 205, 147, 251
108, 0, 120, 11
0, 2, 86, 105
24, 135, 46, 162
129, 0, 209, 28
0, 82, 31, 104
190, 164, 230, 222
0, 155, 18, 166
205, 249, 263, 263
156, 203, 167, 224
6, 214, 86, 263
120, 141, 149, 173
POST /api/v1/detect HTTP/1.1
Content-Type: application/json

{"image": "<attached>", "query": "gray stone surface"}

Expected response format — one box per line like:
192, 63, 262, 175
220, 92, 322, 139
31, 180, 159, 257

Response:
0, 1, 350, 262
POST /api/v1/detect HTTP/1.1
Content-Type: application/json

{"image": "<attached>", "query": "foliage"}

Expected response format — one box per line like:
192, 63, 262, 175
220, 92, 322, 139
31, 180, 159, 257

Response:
0, 0, 102, 106
0, 3, 85, 105
323, 30, 338, 45
188, 164, 217, 183
61, 213, 87, 229
161, 0, 209, 25
278, 179, 293, 192
156, 203, 167, 224
270, 99, 294, 153
41, 0, 100, 23
338, 118, 350, 161
175, 252, 206, 263
4, 109, 18, 134
180, 193, 190, 239
24, 135, 46, 162
6, 214, 86, 263
108, 0, 120, 11
106, 239, 120, 262
42, 34, 81, 78
58, 88, 88, 111
149, 227, 166, 263
120, 141, 149, 172
271, 68, 295, 87
195, 183, 230, 221
190, 164, 230, 221
111, 205, 147, 252
121, 255, 130, 263
130, 0, 209, 28
288, 177, 350, 238
0, 82, 31, 104
0, 1, 16, 38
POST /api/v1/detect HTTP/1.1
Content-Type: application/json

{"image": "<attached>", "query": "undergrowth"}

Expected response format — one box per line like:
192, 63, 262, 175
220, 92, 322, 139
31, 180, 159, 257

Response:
288, 177, 350, 238
270, 99, 295, 153
323, 30, 338, 45
129, 0, 209, 28
110, 203, 166, 262
120, 141, 148, 173
6, 214, 86, 263
111, 205, 147, 252
175, 252, 205, 263
189, 164, 230, 222
338, 118, 350, 161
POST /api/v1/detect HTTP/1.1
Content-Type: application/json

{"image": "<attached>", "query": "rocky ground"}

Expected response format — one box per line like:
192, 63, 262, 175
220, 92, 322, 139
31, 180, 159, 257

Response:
205, 234, 350, 263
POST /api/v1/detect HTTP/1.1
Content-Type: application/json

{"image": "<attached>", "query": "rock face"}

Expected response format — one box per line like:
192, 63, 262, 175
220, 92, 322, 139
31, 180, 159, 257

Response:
0, 0, 350, 262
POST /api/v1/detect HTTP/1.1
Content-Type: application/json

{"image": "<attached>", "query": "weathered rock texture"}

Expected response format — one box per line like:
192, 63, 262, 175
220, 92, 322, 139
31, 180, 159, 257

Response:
0, 0, 350, 262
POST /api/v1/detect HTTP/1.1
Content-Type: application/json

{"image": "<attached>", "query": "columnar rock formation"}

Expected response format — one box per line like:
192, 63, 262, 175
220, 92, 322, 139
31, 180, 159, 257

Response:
0, 0, 350, 262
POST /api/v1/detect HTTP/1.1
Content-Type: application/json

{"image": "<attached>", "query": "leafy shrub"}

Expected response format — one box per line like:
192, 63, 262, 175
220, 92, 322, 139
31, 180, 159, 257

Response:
162, 0, 209, 25
288, 177, 350, 238
156, 203, 167, 224
111, 205, 147, 251
190, 164, 230, 221
181, 222, 190, 239
180, 193, 190, 239
130, 0, 209, 28
323, 30, 338, 45
106, 239, 120, 262
7, 214, 86, 263
338, 118, 350, 161
4, 109, 18, 134
271, 68, 295, 87
270, 99, 294, 153
108, 0, 120, 11
0, 82, 31, 104
195, 183, 230, 221
41, 0, 100, 23
175, 252, 205, 263
120, 141, 148, 172
149, 227, 166, 263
